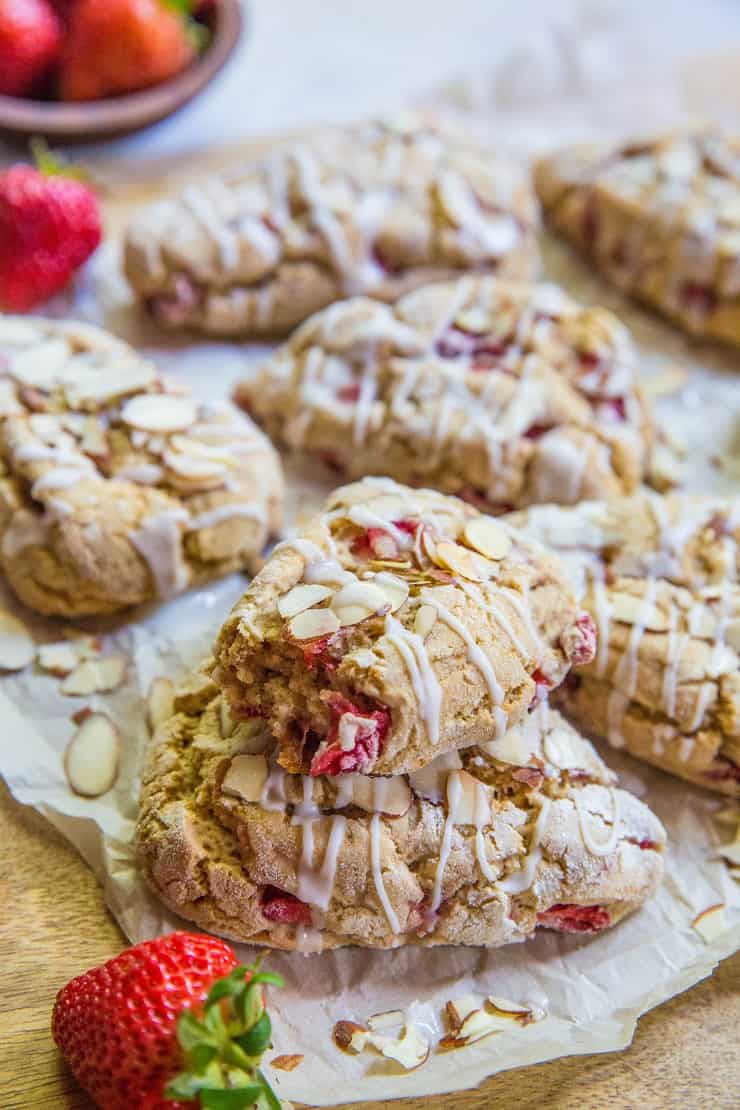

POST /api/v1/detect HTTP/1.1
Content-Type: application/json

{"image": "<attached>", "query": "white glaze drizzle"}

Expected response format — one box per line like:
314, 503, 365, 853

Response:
384, 613, 441, 744
369, 780, 401, 933
574, 789, 621, 856
129, 509, 190, 598
499, 798, 551, 894
419, 592, 504, 706
473, 782, 498, 882
186, 502, 266, 531
428, 771, 462, 918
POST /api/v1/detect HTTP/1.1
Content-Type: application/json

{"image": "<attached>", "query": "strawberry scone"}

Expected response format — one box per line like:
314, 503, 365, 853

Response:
213, 478, 597, 777
535, 132, 740, 346
0, 316, 283, 617
508, 493, 740, 795
236, 277, 652, 511
123, 117, 539, 337
136, 673, 665, 950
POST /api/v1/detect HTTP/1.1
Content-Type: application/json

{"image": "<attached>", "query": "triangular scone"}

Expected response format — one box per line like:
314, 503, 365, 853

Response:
534, 132, 740, 346
124, 117, 538, 338
214, 479, 597, 777
0, 316, 283, 617
137, 671, 664, 951
508, 494, 740, 794
235, 277, 652, 511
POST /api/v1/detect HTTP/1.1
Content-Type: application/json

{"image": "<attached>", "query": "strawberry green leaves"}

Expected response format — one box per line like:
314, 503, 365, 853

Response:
165, 958, 285, 1108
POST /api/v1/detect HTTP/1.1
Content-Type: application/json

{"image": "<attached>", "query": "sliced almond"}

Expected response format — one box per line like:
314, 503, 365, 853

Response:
433, 540, 483, 582
486, 996, 538, 1025
331, 580, 388, 615
691, 903, 727, 943
481, 726, 533, 767
445, 994, 479, 1032
163, 450, 227, 483
79, 416, 109, 459
147, 677, 175, 732
330, 774, 412, 816
0, 610, 35, 671
60, 656, 127, 696
37, 642, 80, 677
333, 1020, 370, 1053
277, 583, 334, 619
333, 604, 378, 627
230, 721, 270, 754
63, 363, 158, 409
367, 1009, 404, 1033
222, 753, 268, 802
63, 631, 102, 660
64, 714, 120, 797
373, 572, 409, 613
219, 697, 236, 738
463, 517, 512, 561
270, 1055, 303, 1072
725, 619, 740, 652
609, 592, 670, 631
408, 751, 462, 803
377, 1024, 430, 1071
288, 608, 340, 641
413, 604, 438, 639
120, 394, 197, 433
454, 306, 491, 334
442, 1007, 505, 1048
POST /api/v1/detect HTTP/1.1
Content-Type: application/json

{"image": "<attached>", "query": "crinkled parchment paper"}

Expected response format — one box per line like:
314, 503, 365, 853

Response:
1, 39, 740, 1108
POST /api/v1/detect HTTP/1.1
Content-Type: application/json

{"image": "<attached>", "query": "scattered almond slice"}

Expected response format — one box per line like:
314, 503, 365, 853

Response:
691, 903, 727, 943
444, 994, 479, 1032
333, 1021, 371, 1053
367, 1009, 404, 1033
452, 770, 485, 825
163, 450, 227, 483
62, 632, 102, 660
413, 604, 438, 638
60, 656, 127, 696
277, 583, 334, 618
485, 997, 538, 1025
440, 1006, 505, 1048
433, 540, 488, 582
79, 416, 109, 459
463, 517, 512, 561
454, 306, 490, 334
222, 753, 269, 802
333, 604, 377, 627
377, 1024, 430, 1071
37, 642, 80, 677
0, 610, 35, 671
147, 677, 175, 732
373, 572, 409, 613
64, 714, 120, 797
120, 394, 197, 433
289, 608, 340, 641
270, 1055, 303, 1072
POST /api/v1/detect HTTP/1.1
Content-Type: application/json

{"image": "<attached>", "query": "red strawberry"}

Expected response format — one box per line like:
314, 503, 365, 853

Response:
59, 0, 198, 102
0, 0, 62, 97
0, 146, 101, 312
51, 930, 284, 1110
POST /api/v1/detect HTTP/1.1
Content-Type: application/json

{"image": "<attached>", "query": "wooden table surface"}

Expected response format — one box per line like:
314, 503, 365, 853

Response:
2, 780, 738, 1110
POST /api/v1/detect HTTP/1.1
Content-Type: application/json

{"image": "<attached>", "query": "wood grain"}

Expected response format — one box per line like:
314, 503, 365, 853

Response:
1, 780, 738, 1109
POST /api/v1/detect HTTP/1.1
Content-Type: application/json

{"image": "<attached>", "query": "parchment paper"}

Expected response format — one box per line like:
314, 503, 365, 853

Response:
1, 39, 740, 1109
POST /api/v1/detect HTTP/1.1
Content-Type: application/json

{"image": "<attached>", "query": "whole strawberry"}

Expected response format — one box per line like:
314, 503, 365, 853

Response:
52, 930, 284, 1110
0, 0, 62, 97
59, 0, 198, 102
0, 144, 101, 312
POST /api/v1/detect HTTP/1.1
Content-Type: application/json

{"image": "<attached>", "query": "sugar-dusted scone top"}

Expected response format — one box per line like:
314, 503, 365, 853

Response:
535, 132, 740, 346
0, 316, 283, 617
124, 116, 539, 337
214, 478, 597, 777
137, 670, 665, 951
236, 277, 653, 511
508, 493, 740, 794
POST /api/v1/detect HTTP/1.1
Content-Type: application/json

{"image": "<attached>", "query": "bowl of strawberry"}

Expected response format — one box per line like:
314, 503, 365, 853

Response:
0, 0, 243, 141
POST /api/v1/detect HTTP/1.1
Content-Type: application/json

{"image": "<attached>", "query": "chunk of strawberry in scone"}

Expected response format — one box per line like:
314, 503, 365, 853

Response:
261, 886, 312, 925
537, 903, 611, 933
309, 692, 391, 776
560, 612, 597, 667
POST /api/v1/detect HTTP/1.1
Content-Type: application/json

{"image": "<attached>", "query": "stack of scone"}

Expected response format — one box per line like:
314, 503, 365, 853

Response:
137, 478, 665, 951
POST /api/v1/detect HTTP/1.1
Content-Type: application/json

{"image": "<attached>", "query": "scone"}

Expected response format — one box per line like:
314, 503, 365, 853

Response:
124, 117, 539, 337
235, 277, 652, 510
213, 478, 597, 777
508, 494, 740, 794
0, 316, 283, 617
535, 132, 740, 346
137, 671, 665, 951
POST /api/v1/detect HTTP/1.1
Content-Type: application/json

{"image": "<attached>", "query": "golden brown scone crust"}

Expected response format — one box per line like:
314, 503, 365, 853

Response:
236, 277, 652, 510
136, 672, 664, 951
0, 316, 283, 617
508, 494, 740, 794
124, 117, 539, 337
535, 132, 740, 346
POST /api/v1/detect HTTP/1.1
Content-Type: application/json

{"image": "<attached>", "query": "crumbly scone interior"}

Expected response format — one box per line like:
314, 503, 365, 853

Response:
236, 278, 652, 509
0, 316, 283, 615
215, 478, 597, 778
137, 669, 665, 952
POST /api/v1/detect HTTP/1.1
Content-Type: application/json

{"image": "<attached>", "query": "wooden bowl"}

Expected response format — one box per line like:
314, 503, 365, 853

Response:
0, 0, 243, 144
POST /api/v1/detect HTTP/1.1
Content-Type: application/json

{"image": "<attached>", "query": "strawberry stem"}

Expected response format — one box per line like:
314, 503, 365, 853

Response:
165, 958, 285, 1108
30, 137, 89, 182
